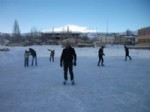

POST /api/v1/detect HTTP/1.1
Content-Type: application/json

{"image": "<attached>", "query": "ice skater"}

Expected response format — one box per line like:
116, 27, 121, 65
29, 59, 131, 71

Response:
60, 42, 77, 85
24, 50, 30, 67
29, 48, 37, 66
48, 49, 55, 62
98, 46, 105, 66
124, 45, 132, 61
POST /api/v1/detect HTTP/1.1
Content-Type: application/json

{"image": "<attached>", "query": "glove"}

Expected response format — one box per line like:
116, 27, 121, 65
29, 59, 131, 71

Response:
73, 61, 76, 66
60, 63, 62, 67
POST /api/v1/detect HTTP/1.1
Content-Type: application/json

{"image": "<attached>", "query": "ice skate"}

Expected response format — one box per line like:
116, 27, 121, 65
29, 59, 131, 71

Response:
71, 80, 75, 85
63, 80, 67, 85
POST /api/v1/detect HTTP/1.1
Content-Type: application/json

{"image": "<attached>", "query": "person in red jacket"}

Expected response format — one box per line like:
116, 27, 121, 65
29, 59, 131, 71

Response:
60, 42, 77, 85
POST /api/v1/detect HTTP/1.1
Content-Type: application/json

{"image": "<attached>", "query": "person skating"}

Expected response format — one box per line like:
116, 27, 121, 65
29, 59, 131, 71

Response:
60, 42, 77, 85
48, 49, 55, 62
24, 50, 30, 67
98, 46, 105, 66
124, 45, 132, 61
29, 48, 37, 66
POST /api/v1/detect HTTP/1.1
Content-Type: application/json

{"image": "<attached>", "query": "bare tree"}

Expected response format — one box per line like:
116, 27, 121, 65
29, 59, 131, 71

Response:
0, 32, 3, 45
31, 27, 38, 39
30, 27, 42, 44
12, 19, 21, 42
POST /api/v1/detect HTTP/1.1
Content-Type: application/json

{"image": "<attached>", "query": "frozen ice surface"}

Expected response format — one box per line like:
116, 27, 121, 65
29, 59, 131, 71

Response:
0, 45, 150, 112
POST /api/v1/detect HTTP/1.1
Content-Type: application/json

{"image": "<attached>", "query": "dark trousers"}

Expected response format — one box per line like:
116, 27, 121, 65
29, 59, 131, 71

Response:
50, 56, 54, 62
24, 58, 29, 67
125, 54, 132, 60
63, 63, 74, 81
98, 56, 104, 65
32, 56, 37, 66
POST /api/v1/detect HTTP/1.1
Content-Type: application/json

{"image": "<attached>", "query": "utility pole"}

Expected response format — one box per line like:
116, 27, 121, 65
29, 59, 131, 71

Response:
52, 26, 55, 41
106, 18, 108, 44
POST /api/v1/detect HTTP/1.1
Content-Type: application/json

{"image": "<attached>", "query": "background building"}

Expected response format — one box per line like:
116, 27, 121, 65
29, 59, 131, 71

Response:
138, 27, 150, 46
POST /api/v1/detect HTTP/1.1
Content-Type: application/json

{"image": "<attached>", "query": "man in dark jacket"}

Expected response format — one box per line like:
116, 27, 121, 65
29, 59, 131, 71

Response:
124, 45, 132, 61
29, 48, 37, 66
48, 49, 55, 62
97, 46, 105, 66
60, 43, 77, 85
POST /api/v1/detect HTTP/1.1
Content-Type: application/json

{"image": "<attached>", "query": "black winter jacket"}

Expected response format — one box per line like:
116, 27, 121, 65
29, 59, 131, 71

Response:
29, 48, 37, 57
124, 46, 129, 55
98, 48, 104, 57
60, 46, 77, 64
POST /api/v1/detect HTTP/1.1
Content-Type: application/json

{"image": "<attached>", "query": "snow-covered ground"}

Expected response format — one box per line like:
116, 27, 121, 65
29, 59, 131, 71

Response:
0, 45, 150, 112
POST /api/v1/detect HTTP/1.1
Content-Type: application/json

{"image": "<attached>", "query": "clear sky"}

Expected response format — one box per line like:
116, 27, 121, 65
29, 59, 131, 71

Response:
0, 0, 150, 33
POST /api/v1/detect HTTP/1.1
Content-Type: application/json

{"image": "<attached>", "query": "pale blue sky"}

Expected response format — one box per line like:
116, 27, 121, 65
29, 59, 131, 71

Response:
0, 0, 150, 33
